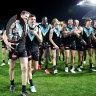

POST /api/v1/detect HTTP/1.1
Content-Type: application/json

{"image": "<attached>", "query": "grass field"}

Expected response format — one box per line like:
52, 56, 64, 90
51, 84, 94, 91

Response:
0, 42, 96, 96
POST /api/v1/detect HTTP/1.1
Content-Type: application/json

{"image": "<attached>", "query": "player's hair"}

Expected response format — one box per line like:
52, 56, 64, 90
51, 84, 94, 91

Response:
51, 18, 58, 27
29, 14, 36, 18
68, 18, 73, 21
20, 10, 30, 16
42, 16, 47, 19
85, 19, 92, 23
74, 19, 79, 26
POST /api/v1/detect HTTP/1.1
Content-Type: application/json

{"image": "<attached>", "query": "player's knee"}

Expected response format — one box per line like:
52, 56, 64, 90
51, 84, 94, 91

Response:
71, 54, 74, 59
10, 66, 15, 71
21, 66, 27, 72
34, 66, 38, 71
66, 55, 69, 59
89, 53, 92, 57
3, 52, 5, 56
28, 67, 32, 71
53, 56, 56, 60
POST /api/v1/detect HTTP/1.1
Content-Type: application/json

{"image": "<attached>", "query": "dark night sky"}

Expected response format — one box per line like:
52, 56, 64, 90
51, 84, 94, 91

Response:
0, 0, 93, 27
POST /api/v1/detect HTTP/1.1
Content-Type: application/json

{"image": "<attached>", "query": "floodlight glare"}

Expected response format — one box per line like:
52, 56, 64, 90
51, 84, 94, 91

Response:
77, 1, 84, 5
77, 0, 96, 6
90, 0, 96, 4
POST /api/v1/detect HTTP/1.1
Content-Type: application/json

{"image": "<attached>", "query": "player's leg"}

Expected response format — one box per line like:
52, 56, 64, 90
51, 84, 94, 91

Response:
39, 47, 43, 70
77, 51, 83, 72
52, 49, 58, 74
1, 48, 6, 66
83, 50, 87, 64
95, 48, 96, 61
41, 49, 45, 64
88, 48, 96, 71
65, 49, 69, 72
70, 50, 76, 73
9, 59, 16, 92
20, 57, 28, 94
7, 50, 10, 65
45, 47, 50, 74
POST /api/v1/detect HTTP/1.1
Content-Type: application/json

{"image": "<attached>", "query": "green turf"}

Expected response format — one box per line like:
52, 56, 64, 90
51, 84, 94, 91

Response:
0, 41, 96, 96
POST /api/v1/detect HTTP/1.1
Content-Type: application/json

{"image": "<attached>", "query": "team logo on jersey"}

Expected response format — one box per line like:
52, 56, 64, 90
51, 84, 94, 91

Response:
53, 28, 60, 37
83, 27, 92, 37
39, 25, 50, 36
28, 26, 38, 41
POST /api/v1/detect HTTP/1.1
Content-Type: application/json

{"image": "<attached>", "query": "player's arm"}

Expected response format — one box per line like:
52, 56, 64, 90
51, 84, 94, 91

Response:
3, 30, 14, 51
78, 26, 83, 34
0, 30, 3, 41
72, 27, 83, 38
31, 27, 43, 43
74, 27, 82, 34
62, 28, 73, 37
49, 29, 59, 49
73, 29, 80, 38
82, 39, 87, 45
90, 28, 96, 41
91, 32, 96, 41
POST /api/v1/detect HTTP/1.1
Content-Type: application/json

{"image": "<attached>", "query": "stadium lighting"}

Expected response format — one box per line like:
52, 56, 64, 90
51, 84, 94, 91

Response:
77, 0, 96, 6
90, 0, 96, 4
77, 1, 84, 5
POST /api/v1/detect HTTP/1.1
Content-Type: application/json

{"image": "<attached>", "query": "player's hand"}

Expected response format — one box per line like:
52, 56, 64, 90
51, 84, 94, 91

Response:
10, 22, 16, 29
83, 40, 87, 45
54, 45, 59, 49
73, 29, 77, 34
31, 30, 37, 36
6, 42, 14, 51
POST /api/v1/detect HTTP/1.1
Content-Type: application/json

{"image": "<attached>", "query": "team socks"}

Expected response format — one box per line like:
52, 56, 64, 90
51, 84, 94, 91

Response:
22, 85, 26, 92
53, 66, 57, 70
3, 60, 5, 63
11, 80, 14, 85
29, 79, 33, 86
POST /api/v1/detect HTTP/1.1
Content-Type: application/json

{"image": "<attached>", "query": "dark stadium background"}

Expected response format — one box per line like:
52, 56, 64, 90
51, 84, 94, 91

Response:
0, 0, 92, 29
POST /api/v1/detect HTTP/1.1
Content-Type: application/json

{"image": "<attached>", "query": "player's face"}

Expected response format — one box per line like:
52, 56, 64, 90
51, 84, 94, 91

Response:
94, 22, 96, 28
42, 17, 48, 25
30, 17, 36, 25
54, 19, 59, 26
89, 21, 92, 26
74, 20, 79, 27
86, 21, 91, 27
21, 13, 30, 23
28, 16, 36, 25
68, 20, 73, 26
